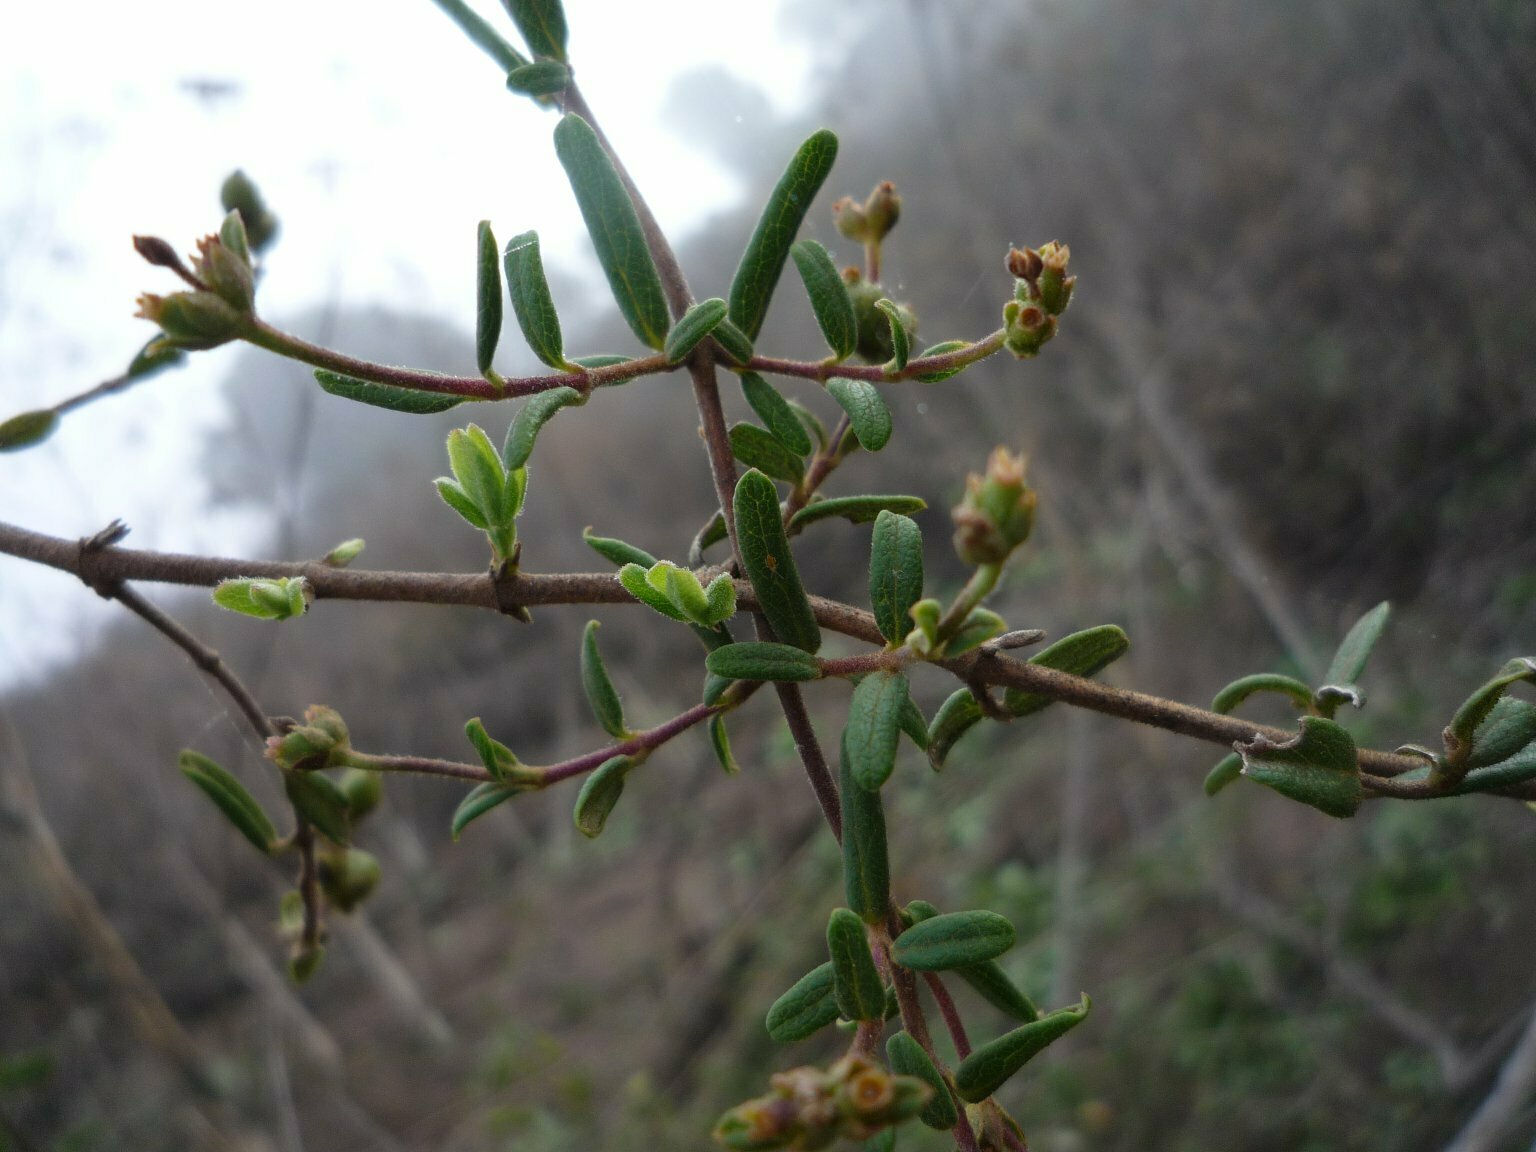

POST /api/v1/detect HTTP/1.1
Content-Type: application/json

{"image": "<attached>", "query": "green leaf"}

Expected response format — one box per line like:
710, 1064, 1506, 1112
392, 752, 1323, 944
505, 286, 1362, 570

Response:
435, 478, 489, 529
1324, 601, 1391, 687
315, 369, 464, 414
886, 1032, 958, 1130
553, 114, 670, 349
955, 996, 1091, 1102
475, 220, 502, 375
321, 538, 365, 568
573, 755, 634, 838
826, 377, 892, 451
945, 608, 1007, 657
688, 511, 729, 567
1237, 715, 1362, 818
1203, 752, 1245, 797
503, 0, 568, 61
447, 424, 511, 525
1211, 673, 1316, 715
663, 297, 728, 363
740, 371, 813, 457
914, 340, 970, 383
213, 577, 309, 621
875, 298, 910, 372
505, 59, 571, 96
1447, 658, 1536, 766
891, 910, 1016, 972
503, 230, 570, 370
727, 129, 839, 340
705, 642, 822, 682
451, 782, 516, 840
656, 562, 711, 623
955, 961, 1040, 1023
734, 468, 821, 652
870, 511, 924, 645
846, 670, 908, 791
1003, 625, 1130, 718
707, 713, 740, 774
765, 962, 839, 1042
790, 494, 927, 532
583, 527, 657, 569
1466, 697, 1536, 769
791, 239, 857, 360
1456, 745, 1536, 793
571, 353, 630, 369
703, 573, 737, 626
428, 0, 527, 72
284, 771, 351, 845
126, 336, 187, 381
898, 694, 928, 750
927, 688, 984, 771
504, 386, 583, 470
178, 751, 277, 854
840, 732, 890, 923
618, 563, 688, 621
464, 717, 519, 782
580, 621, 627, 738
827, 908, 886, 1022
728, 423, 805, 485
710, 316, 755, 366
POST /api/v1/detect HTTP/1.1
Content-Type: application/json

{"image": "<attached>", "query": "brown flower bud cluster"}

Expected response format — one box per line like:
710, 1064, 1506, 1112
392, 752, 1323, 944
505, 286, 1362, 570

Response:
1003, 240, 1074, 358
833, 180, 902, 246
713, 1055, 932, 1149
266, 705, 351, 772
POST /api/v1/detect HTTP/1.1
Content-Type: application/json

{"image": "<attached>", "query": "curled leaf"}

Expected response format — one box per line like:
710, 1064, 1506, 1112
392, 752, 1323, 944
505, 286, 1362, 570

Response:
503, 230, 570, 370
581, 621, 627, 738
1237, 715, 1361, 818
890, 910, 1016, 972
504, 386, 583, 470
734, 469, 821, 652
740, 371, 813, 457
663, 297, 728, 363
315, 370, 464, 414
1003, 625, 1129, 718
179, 751, 277, 854
1211, 673, 1315, 716
826, 377, 892, 451
765, 961, 839, 1042
954, 996, 1091, 1102
573, 755, 634, 838
791, 238, 857, 360
451, 782, 516, 840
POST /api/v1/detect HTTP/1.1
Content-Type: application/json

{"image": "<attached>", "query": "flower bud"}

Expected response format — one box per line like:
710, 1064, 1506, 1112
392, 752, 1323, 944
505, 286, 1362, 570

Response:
318, 846, 381, 912
863, 181, 901, 241
133, 234, 189, 273
845, 272, 918, 364
288, 939, 325, 984
339, 767, 382, 820
833, 196, 870, 242
1006, 245, 1043, 284
220, 169, 280, 252
1003, 298, 1057, 359
1036, 240, 1074, 315
191, 229, 256, 312
135, 290, 244, 351
953, 448, 1037, 565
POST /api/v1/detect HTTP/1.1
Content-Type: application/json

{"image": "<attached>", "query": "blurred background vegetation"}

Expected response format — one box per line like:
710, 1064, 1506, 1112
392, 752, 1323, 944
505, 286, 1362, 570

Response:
3, 0, 1535, 1148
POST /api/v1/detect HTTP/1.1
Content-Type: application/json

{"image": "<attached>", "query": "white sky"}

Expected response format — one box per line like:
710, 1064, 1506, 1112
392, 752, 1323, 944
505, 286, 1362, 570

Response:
0, 1, 818, 687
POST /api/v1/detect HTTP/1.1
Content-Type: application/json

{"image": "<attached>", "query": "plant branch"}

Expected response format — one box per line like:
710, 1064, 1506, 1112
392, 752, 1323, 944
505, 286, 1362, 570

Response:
923, 971, 973, 1059
0, 519, 1450, 782
750, 330, 1006, 385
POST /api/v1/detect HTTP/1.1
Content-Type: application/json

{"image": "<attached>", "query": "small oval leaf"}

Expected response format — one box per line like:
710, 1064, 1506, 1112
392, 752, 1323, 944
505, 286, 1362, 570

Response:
826, 377, 892, 451
582, 527, 657, 569
846, 670, 908, 791
765, 961, 839, 1042
1211, 673, 1315, 716
840, 732, 890, 923
955, 996, 1091, 1103
503, 230, 569, 370
503, 0, 568, 62
663, 297, 728, 363
428, 0, 527, 72
740, 371, 813, 457
1466, 697, 1536, 770
1237, 715, 1361, 818
914, 340, 970, 383
179, 751, 277, 854
891, 910, 1017, 972
1324, 601, 1391, 688
1447, 658, 1536, 767
618, 563, 687, 621
705, 642, 822, 683
955, 960, 1040, 1023
886, 1032, 958, 1130
505, 59, 571, 96
0, 409, 60, 452
870, 511, 924, 644
581, 621, 627, 738
875, 298, 910, 372
926, 688, 984, 771
1003, 625, 1130, 718
710, 316, 755, 366
734, 469, 821, 652
828, 908, 886, 1022
789, 494, 927, 532
791, 239, 857, 360
504, 385, 583, 470
729, 422, 805, 485
475, 220, 502, 375
451, 781, 516, 840
728, 129, 839, 340
553, 114, 670, 349
316, 369, 464, 414
573, 755, 634, 838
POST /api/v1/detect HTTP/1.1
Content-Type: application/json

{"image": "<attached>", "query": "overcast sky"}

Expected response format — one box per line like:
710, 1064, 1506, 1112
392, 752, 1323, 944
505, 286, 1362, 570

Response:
0, 1, 820, 687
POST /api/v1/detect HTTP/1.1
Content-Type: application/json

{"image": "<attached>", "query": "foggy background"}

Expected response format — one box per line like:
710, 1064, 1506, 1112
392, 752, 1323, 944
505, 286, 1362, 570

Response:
2, 1, 1535, 1149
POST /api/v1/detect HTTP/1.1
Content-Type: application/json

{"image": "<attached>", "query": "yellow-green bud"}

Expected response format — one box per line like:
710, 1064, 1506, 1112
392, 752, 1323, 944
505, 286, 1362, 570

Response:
339, 767, 382, 820
318, 847, 380, 913
135, 290, 244, 351
833, 196, 870, 242
863, 181, 901, 240
191, 230, 255, 312
1036, 240, 1074, 315
953, 448, 1037, 565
